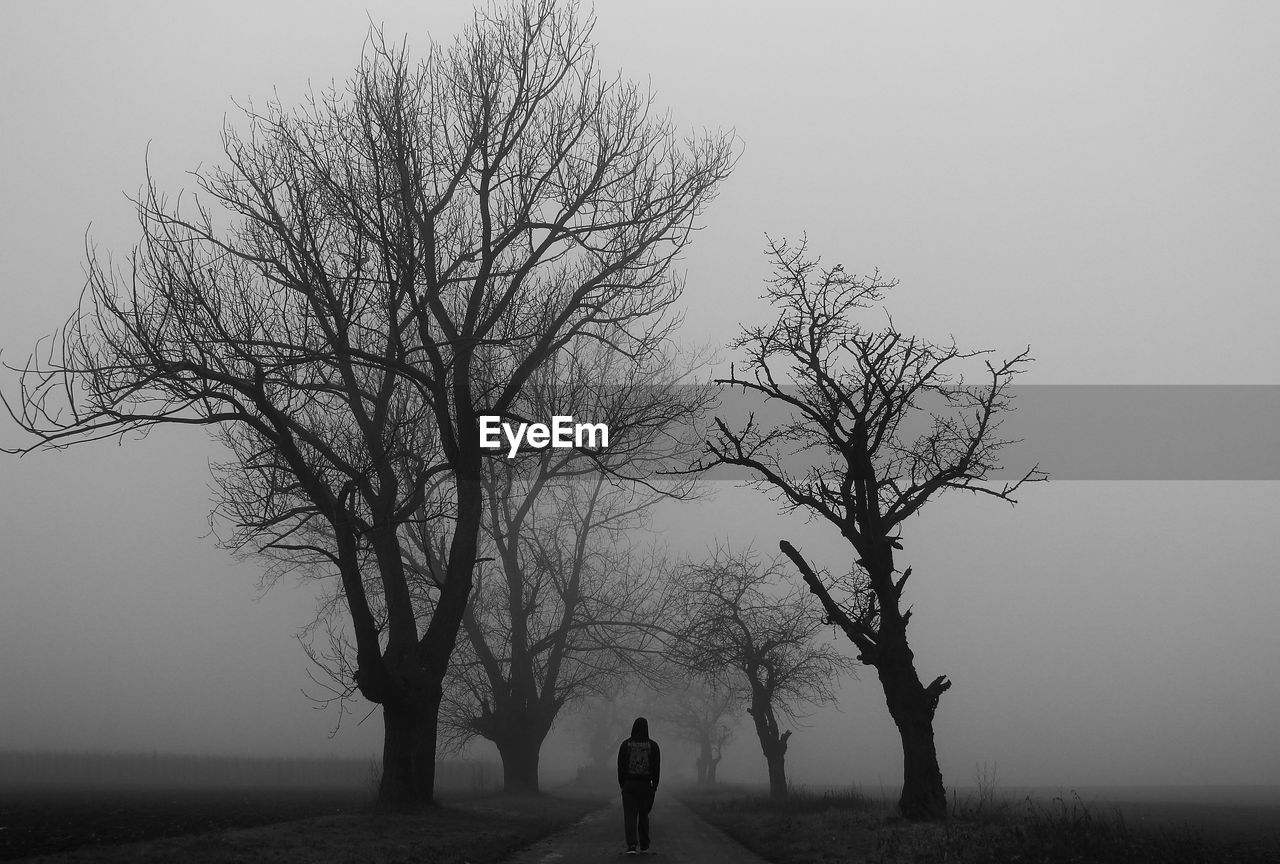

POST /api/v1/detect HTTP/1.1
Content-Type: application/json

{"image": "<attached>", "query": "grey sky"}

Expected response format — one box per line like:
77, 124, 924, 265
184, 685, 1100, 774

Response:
2, 1, 1278, 788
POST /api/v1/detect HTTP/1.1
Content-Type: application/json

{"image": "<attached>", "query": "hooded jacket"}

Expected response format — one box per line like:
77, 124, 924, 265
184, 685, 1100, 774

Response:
617, 717, 661, 789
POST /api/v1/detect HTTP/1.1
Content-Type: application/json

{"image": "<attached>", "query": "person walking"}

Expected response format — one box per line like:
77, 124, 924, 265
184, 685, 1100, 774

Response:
617, 716, 661, 854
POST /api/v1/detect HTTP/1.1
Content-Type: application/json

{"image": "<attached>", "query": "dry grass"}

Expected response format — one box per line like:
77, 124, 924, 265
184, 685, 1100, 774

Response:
13, 791, 604, 864
680, 786, 1280, 864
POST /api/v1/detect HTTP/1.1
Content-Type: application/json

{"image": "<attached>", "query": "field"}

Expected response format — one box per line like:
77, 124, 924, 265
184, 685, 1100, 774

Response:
0, 786, 364, 860
680, 785, 1280, 864
0, 785, 603, 863
0, 752, 599, 863
6, 751, 1280, 864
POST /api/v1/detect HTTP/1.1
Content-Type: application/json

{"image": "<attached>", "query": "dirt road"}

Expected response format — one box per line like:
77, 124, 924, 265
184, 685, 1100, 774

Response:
502, 794, 770, 864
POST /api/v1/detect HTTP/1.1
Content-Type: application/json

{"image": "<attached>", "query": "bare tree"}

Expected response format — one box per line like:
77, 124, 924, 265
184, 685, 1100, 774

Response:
423, 340, 706, 792
656, 677, 740, 785
434, 469, 673, 792
3, 1, 734, 805
675, 546, 855, 798
706, 238, 1044, 819
566, 681, 652, 785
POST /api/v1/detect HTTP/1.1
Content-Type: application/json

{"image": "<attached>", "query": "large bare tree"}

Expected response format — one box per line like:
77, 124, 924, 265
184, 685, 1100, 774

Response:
707, 238, 1043, 819
3, 0, 734, 805
675, 546, 855, 798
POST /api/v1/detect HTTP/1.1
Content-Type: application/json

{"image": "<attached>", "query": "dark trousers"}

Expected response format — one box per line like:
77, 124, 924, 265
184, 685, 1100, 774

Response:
621, 778, 655, 848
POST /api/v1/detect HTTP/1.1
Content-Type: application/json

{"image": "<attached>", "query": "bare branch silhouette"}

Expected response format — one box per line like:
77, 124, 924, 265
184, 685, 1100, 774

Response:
705, 236, 1044, 818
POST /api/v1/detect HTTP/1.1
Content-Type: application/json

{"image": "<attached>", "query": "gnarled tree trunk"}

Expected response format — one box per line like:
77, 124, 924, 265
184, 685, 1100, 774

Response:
875, 622, 948, 819
748, 692, 792, 799
781, 540, 951, 820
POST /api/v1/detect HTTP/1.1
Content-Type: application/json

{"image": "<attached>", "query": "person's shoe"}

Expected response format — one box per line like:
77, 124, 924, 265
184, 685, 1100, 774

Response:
626, 846, 638, 855
639, 844, 650, 854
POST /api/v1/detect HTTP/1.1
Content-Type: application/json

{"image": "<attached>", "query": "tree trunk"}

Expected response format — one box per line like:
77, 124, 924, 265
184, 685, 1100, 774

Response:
478, 696, 551, 795
695, 738, 720, 785
765, 749, 788, 798
895, 708, 945, 819
748, 691, 791, 799
876, 646, 947, 819
496, 732, 543, 794
379, 694, 439, 806
383, 453, 478, 806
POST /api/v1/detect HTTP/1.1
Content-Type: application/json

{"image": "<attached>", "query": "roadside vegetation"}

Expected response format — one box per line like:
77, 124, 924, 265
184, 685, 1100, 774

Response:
679, 784, 1280, 864
0, 788, 602, 863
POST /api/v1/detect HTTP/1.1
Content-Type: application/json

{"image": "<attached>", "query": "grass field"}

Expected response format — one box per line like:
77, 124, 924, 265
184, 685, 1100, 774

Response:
0, 785, 604, 863
8, 773, 1280, 863
679, 785, 1280, 864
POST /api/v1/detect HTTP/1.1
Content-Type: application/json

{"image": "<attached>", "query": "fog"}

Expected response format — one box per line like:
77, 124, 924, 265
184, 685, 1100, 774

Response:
3, 1, 1279, 794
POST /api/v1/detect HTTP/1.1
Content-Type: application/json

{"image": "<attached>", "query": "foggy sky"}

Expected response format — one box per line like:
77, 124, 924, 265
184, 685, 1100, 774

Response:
2, 1, 1279, 790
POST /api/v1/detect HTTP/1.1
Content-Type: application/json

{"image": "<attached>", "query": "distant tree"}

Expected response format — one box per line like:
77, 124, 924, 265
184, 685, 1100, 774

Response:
567, 682, 652, 785
675, 546, 855, 798
707, 238, 1044, 819
656, 677, 740, 785
431, 468, 673, 792
401, 340, 705, 793
3, 0, 734, 805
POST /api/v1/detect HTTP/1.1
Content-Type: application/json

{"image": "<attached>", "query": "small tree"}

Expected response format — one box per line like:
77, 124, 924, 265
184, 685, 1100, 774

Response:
436, 469, 673, 792
707, 238, 1044, 818
407, 340, 705, 792
676, 546, 854, 798
657, 677, 739, 785
567, 682, 651, 785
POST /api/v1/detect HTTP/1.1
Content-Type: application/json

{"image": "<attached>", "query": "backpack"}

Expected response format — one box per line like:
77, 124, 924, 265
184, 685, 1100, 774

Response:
626, 740, 652, 777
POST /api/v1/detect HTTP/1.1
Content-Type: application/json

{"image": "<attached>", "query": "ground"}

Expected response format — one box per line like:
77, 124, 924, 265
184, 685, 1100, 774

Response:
0, 786, 602, 864
504, 791, 769, 863
7, 783, 1280, 863
0, 787, 363, 860
680, 785, 1280, 864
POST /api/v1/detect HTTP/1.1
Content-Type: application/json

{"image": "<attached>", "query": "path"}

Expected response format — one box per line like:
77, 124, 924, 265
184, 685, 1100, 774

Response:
502, 794, 771, 864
